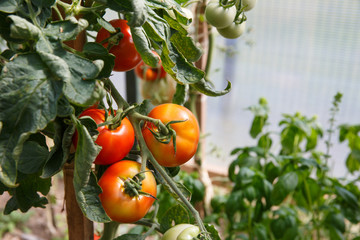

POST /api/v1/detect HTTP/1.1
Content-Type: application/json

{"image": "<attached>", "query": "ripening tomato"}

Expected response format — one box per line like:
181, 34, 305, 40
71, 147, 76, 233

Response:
98, 160, 157, 223
142, 104, 200, 167
96, 19, 141, 72
135, 51, 166, 81
140, 74, 176, 105
73, 109, 135, 165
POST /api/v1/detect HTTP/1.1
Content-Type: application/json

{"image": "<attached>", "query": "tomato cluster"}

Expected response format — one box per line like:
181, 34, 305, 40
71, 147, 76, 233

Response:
205, 0, 257, 39
73, 103, 200, 224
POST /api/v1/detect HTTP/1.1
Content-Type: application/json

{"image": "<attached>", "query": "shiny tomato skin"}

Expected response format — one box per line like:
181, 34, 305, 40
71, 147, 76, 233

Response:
135, 51, 166, 81
73, 109, 135, 165
98, 160, 157, 223
142, 104, 200, 167
95, 19, 141, 72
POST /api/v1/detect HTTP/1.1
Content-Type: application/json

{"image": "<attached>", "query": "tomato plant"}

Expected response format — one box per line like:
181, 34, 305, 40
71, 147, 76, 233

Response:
96, 19, 142, 72
73, 109, 135, 165
135, 51, 166, 81
97, 160, 157, 223
162, 224, 200, 240
142, 104, 200, 167
205, 0, 237, 29
217, 21, 246, 39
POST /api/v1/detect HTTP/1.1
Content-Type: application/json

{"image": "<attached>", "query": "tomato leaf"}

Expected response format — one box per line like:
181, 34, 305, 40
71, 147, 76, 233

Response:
18, 141, 48, 175
204, 224, 221, 240
42, 119, 74, 178
172, 83, 188, 105
73, 119, 111, 223
0, 53, 63, 186
83, 42, 115, 79
4, 172, 51, 214
126, 0, 146, 27
43, 17, 89, 41
159, 204, 191, 232
130, 27, 159, 67
170, 32, 202, 63
192, 79, 231, 96
8, 15, 41, 40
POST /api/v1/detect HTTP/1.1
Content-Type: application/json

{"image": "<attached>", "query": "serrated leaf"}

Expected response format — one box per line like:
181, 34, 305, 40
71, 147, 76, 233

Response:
205, 224, 221, 240
159, 204, 190, 232
43, 17, 89, 41
0, 53, 63, 186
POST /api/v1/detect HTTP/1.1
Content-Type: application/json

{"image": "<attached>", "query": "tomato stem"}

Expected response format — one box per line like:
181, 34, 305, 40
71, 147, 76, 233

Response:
100, 221, 119, 240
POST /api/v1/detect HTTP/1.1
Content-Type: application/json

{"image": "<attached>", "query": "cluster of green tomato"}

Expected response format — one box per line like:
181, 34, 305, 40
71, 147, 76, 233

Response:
205, 0, 257, 39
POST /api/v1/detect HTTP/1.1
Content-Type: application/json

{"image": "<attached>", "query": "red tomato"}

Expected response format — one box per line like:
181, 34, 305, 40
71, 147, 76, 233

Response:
94, 234, 100, 240
142, 104, 200, 167
73, 109, 135, 165
135, 51, 166, 81
98, 160, 157, 223
95, 19, 141, 72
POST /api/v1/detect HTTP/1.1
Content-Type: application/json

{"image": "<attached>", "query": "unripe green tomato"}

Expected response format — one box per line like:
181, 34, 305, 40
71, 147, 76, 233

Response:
242, 0, 257, 11
162, 224, 200, 240
217, 21, 246, 39
205, 1, 237, 29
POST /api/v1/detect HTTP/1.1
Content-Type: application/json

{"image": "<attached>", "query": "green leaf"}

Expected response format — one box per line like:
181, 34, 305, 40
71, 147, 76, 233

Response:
192, 79, 231, 97
205, 224, 221, 240
325, 212, 346, 233
73, 119, 110, 223
126, 0, 146, 27
83, 42, 115, 79
18, 141, 48, 174
8, 15, 41, 40
4, 172, 51, 214
271, 172, 298, 205
36, 40, 101, 106
254, 223, 268, 240
335, 186, 359, 210
250, 116, 268, 138
0, 53, 63, 186
345, 150, 360, 173
328, 226, 345, 240
38, 50, 72, 82
43, 17, 89, 41
172, 84, 188, 105
42, 119, 75, 178
170, 32, 202, 62
159, 204, 190, 233
0, 0, 20, 13
130, 26, 159, 67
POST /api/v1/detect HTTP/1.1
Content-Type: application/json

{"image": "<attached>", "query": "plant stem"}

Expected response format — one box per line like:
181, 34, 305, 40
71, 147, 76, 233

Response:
104, 78, 210, 239
100, 221, 119, 240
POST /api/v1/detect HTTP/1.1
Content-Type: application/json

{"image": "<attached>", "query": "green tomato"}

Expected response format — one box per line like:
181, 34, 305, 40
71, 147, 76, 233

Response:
162, 224, 200, 240
205, 1, 237, 29
242, 0, 257, 11
217, 21, 246, 39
